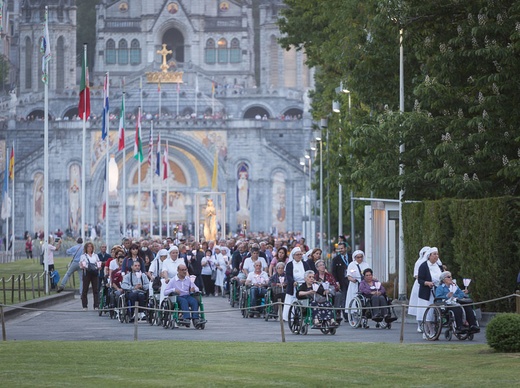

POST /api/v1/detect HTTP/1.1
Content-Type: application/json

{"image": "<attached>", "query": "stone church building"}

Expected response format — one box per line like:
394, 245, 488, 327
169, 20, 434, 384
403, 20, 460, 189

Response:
0, 0, 315, 242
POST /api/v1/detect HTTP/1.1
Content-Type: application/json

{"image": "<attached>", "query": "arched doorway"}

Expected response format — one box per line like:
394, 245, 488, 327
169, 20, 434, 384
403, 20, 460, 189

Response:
162, 28, 185, 63
243, 106, 270, 119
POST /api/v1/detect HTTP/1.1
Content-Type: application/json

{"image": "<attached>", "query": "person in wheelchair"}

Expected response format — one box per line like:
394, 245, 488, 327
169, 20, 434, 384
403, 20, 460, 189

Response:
296, 270, 338, 328
110, 255, 125, 307
359, 268, 395, 323
162, 264, 203, 325
314, 259, 341, 322
435, 271, 480, 334
121, 261, 150, 322
268, 262, 287, 302
245, 261, 269, 314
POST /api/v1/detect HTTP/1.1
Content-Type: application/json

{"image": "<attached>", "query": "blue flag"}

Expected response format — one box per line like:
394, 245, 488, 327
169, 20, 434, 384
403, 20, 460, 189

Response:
101, 73, 109, 140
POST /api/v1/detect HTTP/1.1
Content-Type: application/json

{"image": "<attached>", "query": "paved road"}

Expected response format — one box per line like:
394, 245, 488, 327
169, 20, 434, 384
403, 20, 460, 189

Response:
3, 293, 486, 344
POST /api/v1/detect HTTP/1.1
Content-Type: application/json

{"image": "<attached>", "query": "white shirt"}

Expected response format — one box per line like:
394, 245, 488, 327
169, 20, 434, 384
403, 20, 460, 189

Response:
292, 260, 305, 283
161, 258, 181, 279
246, 271, 269, 286
243, 257, 268, 274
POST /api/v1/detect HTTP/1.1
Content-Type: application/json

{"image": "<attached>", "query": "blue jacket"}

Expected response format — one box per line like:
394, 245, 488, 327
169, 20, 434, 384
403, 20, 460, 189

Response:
66, 244, 84, 263
435, 283, 465, 300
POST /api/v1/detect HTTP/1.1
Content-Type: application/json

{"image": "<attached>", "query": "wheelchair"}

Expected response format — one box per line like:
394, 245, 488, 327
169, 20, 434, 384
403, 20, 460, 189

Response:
160, 292, 207, 330
116, 290, 149, 323
240, 285, 268, 318
421, 298, 478, 341
348, 293, 397, 329
98, 279, 110, 317
229, 277, 241, 308
264, 287, 284, 321
147, 291, 162, 326
288, 298, 337, 335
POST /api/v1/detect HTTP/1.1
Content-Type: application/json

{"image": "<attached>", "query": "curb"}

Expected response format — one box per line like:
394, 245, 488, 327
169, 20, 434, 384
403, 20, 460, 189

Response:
2, 291, 76, 321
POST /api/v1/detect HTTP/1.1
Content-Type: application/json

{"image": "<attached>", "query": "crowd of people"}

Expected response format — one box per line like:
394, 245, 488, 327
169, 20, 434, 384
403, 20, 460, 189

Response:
49, 234, 478, 339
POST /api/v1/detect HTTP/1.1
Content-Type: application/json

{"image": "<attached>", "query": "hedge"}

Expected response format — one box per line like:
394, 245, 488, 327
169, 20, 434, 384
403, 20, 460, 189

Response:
403, 196, 520, 312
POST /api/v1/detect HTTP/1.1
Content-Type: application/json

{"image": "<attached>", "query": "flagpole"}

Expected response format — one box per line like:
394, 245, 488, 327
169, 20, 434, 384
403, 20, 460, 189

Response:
158, 131, 162, 240
120, 81, 126, 238
43, 8, 51, 293
81, 43, 87, 243
10, 142, 14, 262
4, 148, 8, 256
165, 139, 169, 238
158, 79, 162, 119
195, 73, 198, 117
212, 80, 215, 118
176, 82, 179, 116
138, 76, 143, 237
149, 120, 153, 237
105, 72, 110, 247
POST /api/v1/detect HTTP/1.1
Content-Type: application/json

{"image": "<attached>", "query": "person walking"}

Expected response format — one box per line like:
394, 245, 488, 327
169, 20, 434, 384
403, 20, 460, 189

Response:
80, 242, 101, 310
56, 238, 84, 293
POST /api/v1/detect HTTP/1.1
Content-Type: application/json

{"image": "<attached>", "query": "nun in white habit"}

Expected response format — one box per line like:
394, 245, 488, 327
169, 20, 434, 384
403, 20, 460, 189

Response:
344, 250, 370, 311
282, 247, 310, 321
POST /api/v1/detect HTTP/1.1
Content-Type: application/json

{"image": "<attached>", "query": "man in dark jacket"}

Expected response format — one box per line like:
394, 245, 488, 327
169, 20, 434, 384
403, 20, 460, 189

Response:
330, 242, 351, 319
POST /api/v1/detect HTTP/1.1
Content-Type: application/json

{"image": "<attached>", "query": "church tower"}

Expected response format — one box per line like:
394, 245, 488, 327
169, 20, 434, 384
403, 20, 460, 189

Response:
19, 0, 77, 95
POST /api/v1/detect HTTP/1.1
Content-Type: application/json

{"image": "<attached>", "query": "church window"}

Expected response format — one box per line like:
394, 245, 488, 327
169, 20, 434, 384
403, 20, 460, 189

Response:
8, 1, 14, 12
106, 39, 116, 64
205, 39, 216, 64
217, 38, 228, 64
230, 38, 240, 63
118, 39, 128, 65
56, 37, 65, 90
57, 7, 64, 22
25, 37, 32, 89
130, 39, 141, 65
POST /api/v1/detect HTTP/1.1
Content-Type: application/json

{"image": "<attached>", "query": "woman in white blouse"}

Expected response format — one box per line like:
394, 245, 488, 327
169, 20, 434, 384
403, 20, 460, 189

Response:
79, 241, 101, 310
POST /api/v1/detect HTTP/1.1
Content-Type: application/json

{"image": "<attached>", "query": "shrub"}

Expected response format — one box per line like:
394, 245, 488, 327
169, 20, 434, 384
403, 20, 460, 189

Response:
486, 313, 520, 353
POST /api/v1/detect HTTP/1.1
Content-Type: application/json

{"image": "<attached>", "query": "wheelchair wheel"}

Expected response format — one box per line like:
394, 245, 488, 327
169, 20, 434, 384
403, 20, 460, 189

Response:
160, 299, 173, 329
264, 290, 272, 321
422, 306, 442, 341
288, 302, 304, 334
98, 288, 106, 316
445, 329, 453, 341
230, 279, 238, 308
348, 297, 363, 328
147, 295, 158, 326
300, 324, 308, 335
239, 288, 248, 318
117, 294, 127, 323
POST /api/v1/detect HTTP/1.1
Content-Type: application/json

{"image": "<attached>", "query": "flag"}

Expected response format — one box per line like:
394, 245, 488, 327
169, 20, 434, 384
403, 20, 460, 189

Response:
1, 148, 11, 220
163, 142, 168, 180
8, 146, 14, 180
211, 81, 215, 96
211, 150, 218, 191
118, 93, 125, 151
101, 73, 109, 140
148, 126, 153, 166
155, 132, 161, 176
101, 162, 107, 220
134, 107, 143, 161
158, 78, 161, 93
40, 7, 51, 84
78, 46, 90, 120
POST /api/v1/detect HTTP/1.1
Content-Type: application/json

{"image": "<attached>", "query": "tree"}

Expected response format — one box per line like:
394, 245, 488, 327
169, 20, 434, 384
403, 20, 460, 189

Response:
278, 0, 520, 201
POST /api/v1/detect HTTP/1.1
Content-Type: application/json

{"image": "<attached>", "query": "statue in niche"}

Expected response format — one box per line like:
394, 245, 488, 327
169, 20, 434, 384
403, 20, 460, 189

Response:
204, 198, 217, 241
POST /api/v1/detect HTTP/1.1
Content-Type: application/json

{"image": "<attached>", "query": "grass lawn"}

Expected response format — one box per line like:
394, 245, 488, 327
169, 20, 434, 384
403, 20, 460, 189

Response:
0, 257, 78, 305
0, 341, 518, 387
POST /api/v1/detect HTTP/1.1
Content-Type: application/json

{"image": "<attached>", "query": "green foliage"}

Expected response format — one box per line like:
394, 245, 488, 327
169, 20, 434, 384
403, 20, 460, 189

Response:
486, 313, 520, 353
279, 0, 520, 200
403, 197, 520, 311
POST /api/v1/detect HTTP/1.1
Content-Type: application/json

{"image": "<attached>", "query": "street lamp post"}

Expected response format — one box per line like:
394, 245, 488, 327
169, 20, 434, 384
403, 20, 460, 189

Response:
300, 157, 306, 239
305, 152, 311, 247
316, 132, 323, 253
398, 27, 406, 300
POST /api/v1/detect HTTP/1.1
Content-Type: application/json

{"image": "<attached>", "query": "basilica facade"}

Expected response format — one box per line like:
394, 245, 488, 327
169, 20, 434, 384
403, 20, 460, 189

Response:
0, 0, 315, 241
